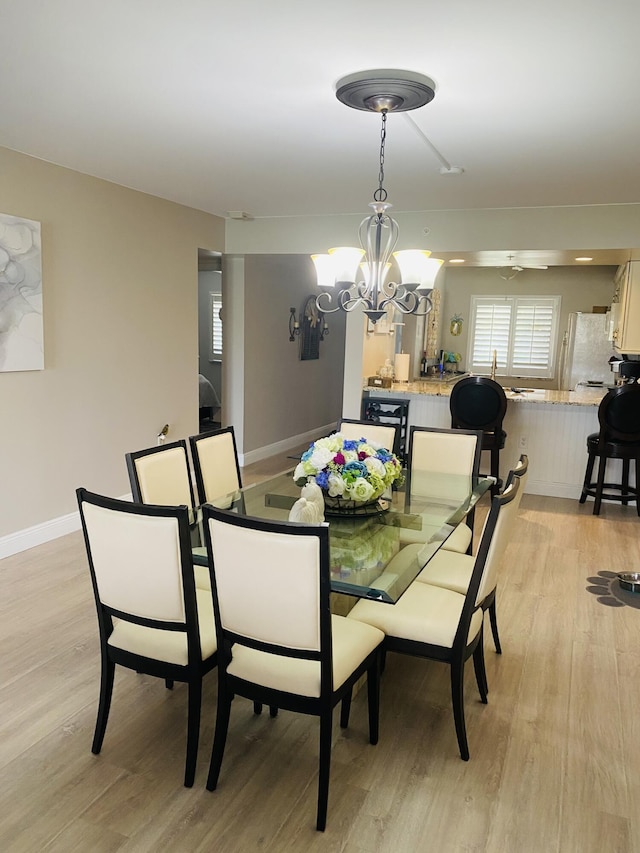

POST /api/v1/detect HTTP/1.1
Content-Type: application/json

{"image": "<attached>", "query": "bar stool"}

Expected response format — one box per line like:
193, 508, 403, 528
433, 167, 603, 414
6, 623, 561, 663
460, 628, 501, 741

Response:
579, 383, 640, 515
450, 377, 507, 497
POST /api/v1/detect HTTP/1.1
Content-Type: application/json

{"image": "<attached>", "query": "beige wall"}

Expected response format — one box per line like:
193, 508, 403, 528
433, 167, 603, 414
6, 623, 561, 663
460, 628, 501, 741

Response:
241, 255, 346, 453
440, 265, 616, 386
0, 147, 224, 537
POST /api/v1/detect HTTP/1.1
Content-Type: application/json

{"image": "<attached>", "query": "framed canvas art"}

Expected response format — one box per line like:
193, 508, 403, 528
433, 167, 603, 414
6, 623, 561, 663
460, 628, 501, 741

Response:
0, 213, 43, 371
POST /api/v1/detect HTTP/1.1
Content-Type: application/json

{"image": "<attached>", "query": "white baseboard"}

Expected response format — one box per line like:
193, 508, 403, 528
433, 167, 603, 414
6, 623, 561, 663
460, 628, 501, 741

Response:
239, 423, 336, 467
524, 479, 582, 499
0, 493, 133, 560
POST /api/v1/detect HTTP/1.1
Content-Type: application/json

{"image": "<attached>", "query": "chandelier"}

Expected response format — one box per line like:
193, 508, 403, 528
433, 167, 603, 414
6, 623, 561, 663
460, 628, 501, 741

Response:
312, 70, 444, 324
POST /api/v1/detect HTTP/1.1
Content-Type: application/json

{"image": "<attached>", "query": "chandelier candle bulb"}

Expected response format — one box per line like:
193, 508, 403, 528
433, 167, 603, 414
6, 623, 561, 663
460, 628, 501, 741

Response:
394, 352, 410, 382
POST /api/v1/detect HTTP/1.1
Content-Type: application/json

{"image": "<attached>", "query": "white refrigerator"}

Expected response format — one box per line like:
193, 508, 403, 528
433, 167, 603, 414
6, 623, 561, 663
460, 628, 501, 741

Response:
559, 312, 613, 390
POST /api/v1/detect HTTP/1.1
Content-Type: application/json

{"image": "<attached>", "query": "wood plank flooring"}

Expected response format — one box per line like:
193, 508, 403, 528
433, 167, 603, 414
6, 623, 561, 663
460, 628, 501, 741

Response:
1, 451, 639, 851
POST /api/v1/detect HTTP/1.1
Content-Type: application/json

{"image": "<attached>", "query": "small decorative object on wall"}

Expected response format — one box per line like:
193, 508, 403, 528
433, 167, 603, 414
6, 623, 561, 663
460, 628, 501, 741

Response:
450, 313, 463, 336
293, 295, 328, 359
0, 213, 43, 372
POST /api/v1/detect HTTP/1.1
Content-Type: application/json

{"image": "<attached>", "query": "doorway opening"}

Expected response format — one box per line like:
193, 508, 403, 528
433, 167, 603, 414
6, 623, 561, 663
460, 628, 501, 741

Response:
198, 249, 223, 431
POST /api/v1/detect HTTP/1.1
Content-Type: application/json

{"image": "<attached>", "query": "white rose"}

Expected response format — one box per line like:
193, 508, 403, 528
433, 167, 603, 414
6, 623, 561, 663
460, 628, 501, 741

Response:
327, 473, 346, 497
363, 456, 385, 477
309, 446, 333, 471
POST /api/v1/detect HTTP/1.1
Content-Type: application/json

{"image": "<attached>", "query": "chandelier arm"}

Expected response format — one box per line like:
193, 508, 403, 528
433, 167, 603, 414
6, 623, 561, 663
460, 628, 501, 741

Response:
315, 291, 347, 314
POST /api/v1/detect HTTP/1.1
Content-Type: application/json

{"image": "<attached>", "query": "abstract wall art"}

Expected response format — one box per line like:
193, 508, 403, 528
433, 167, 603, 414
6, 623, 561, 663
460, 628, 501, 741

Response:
0, 212, 43, 372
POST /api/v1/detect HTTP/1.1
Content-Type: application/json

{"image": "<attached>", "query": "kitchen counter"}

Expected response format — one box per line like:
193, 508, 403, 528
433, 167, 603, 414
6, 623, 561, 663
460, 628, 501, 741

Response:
363, 381, 607, 407
362, 380, 613, 498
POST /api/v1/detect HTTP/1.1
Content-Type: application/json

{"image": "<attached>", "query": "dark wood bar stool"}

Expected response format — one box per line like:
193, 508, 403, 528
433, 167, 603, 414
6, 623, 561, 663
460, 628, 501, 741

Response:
579, 383, 640, 515
450, 377, 507, 497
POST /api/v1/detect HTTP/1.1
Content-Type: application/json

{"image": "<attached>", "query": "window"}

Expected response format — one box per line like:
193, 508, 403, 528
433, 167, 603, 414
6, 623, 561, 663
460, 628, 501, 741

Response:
468, 295, 561, 378
210, 291, 223, 360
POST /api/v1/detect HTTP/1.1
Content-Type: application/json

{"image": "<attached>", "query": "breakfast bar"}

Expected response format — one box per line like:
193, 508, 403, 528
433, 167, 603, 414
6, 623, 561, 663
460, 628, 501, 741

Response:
363, 381, 610, 498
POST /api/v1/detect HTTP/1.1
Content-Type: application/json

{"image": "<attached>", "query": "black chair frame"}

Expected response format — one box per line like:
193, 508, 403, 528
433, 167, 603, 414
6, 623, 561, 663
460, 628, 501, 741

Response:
76, 489, 217, 787
383, 476, 520, 760
201, 506, 382, 832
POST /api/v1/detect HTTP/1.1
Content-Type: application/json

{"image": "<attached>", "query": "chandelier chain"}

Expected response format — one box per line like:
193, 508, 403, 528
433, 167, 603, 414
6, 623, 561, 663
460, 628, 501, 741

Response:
374, 110, 388, 203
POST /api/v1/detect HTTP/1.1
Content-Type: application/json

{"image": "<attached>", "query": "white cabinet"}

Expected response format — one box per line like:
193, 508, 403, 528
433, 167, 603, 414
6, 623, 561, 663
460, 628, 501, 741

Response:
612, 261, 640, 354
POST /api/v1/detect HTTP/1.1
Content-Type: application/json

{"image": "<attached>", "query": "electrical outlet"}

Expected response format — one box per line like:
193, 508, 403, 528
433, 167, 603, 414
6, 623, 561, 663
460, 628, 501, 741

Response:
519, 435, 528, 450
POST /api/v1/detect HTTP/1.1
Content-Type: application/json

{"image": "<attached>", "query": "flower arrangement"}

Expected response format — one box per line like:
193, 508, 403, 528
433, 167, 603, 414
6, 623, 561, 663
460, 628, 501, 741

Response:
293, 432, 404, 505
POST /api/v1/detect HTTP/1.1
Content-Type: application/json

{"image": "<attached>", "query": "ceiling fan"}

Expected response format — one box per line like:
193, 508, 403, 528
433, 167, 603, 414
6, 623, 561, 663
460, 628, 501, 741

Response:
497, 254, 548, 280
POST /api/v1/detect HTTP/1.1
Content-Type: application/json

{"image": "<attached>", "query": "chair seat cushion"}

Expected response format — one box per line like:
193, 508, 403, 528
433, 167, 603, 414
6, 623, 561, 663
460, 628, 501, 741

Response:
347, 582, 483, 648
108, 588, 217, 666
194, 564, 211, 591
586, 432, 640, 458
414, 548, 479, 596
226, 615, 384, 699
442, 522, 473, 554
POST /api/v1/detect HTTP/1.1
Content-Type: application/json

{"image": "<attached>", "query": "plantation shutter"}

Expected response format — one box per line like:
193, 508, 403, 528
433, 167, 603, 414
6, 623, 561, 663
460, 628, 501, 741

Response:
470, 300, 512, 371
469, 295, 560, 378
210, 292, 223, 358
512, 299, 556, 376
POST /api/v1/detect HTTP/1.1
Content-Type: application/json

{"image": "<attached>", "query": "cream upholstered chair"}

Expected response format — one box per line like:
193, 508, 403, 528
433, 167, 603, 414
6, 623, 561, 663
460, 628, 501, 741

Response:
337, 418, 398, 453
125, 440, 211, 592
201, 506, 384, 832
405, 426, 483, 552
126, 440, 195, 508
414, 455, 529, 654
189, 426, 242, 507
347, 476, 521, 761
76, 489, 217, 787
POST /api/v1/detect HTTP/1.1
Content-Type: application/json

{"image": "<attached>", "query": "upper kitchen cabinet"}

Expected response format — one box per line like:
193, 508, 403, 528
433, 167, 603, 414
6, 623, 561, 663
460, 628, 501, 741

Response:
612, 261, 640, 354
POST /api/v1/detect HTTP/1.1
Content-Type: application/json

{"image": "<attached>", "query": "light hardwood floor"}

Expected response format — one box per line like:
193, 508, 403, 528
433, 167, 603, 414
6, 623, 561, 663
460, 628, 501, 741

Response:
1, 453, 639, 852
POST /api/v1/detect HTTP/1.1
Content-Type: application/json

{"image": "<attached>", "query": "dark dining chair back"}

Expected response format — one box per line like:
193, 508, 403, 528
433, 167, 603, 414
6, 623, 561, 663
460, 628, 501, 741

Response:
450, 376, 508, 495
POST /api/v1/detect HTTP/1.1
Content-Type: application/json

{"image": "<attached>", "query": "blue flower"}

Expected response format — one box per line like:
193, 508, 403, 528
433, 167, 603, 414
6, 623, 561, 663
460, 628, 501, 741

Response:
343, 460, 367, 477
342, 439, 358, 451
301, 447, 314, 461
376, 448, 392, 461
315, 470, 330, 489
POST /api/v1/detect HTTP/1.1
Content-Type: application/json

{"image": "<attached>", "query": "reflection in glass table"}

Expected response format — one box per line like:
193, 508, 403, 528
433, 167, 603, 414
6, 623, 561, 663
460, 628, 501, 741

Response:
191, 470, 492, 604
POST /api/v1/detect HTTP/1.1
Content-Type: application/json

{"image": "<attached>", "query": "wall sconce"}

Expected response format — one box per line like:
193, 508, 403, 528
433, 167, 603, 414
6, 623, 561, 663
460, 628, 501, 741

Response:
289, 306, 329, 342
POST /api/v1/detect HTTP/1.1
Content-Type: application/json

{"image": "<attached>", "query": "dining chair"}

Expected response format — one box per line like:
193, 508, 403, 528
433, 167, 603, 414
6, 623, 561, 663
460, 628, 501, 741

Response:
405, 426, 483, 553
189, 425, 243, 507
450, 376, 508, 496
347, 475, 521, 762
126, 440, 195, 508
579, 384, 640, 515
76, 488, 217, 787
337, 417, 398, 453
125, 440, 210, 591
413, 454, 529, 655
201, 506, 384, 832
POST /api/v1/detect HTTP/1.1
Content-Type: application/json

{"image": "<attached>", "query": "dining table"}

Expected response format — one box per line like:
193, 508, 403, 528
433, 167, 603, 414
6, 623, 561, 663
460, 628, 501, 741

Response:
191, 469, 493, 605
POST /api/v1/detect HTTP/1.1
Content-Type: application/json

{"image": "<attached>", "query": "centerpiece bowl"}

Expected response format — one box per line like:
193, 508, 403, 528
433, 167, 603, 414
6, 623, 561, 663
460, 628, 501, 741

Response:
293, 432, 403, 516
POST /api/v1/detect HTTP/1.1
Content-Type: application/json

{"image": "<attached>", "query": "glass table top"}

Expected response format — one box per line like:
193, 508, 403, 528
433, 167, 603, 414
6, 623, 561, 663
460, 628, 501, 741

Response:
191, 469, 492, 604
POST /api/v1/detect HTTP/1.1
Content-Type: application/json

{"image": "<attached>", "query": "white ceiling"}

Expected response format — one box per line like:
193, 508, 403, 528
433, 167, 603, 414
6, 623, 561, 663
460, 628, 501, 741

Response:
2, 1, 640, 253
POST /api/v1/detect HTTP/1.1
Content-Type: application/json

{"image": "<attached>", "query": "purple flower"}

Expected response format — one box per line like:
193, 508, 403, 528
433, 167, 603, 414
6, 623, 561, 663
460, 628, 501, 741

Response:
334, 452, 345, 465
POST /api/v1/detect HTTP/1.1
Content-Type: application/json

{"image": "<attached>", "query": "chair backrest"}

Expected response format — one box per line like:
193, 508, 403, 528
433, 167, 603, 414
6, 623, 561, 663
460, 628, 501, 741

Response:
471, 475, 521, 609
125, 440, 195, 509
406, 426, 483, 499
337, 418, 398, 453
202, 506, 332, 698
189, 426, 242, 505
504, 453, 529, 508
450, 377, 507, 432
597, 384, 640, 444
76, 488, 199, 653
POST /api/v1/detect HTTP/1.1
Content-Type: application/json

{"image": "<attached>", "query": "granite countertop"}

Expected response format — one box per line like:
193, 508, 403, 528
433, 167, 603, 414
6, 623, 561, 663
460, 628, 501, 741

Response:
363, 380, 608, 407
